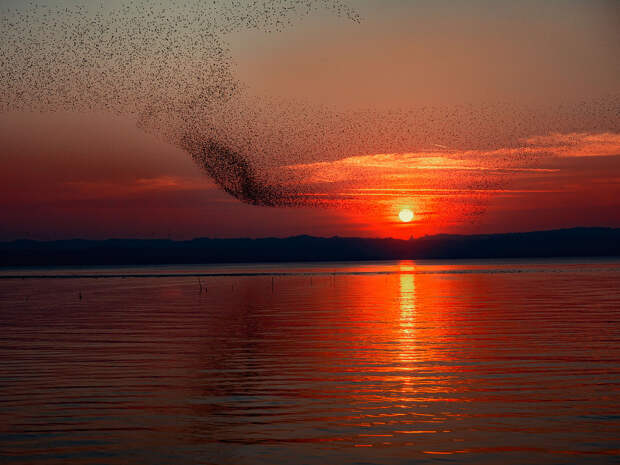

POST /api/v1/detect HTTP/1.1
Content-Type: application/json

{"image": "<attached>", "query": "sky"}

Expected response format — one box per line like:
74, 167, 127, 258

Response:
0, 0, 618, 240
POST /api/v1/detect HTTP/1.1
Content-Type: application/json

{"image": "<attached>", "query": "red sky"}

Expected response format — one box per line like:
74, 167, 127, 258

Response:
1, 111, 618, 240
0, 1, 618, 240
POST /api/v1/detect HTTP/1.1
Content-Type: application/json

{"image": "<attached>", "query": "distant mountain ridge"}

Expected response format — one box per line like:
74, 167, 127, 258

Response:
1, 228, 619, 266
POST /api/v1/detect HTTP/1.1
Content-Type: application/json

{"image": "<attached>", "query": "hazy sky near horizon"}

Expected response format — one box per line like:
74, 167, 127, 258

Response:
0, 0, 618, 239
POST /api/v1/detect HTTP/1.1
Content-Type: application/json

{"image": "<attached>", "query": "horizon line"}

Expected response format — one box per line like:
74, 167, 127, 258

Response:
2, 226, 618, 243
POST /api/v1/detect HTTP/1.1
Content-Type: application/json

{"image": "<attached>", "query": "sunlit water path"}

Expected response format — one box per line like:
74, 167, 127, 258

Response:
1, 259, 619, 464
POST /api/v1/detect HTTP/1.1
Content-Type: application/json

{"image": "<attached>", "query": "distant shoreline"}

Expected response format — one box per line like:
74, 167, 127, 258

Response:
1, 227, 619, 267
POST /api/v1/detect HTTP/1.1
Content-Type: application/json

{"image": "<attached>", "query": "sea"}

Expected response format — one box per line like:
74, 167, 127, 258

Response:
1, 259, 619, 464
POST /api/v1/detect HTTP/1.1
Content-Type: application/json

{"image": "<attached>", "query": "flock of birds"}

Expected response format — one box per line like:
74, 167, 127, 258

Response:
0, 0, 361, 207
1, 1, 617, 222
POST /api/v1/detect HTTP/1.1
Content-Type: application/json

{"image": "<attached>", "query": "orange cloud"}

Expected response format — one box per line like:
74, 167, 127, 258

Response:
523, 132, 620, 157
63, 176, 214, 199
285, 132, 619, 186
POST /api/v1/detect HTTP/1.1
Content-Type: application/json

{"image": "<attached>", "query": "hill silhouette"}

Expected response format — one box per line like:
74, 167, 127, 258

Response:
1, 228, 618, 267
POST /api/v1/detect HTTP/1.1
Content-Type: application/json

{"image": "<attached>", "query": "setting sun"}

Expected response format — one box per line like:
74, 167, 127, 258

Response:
398, 208, 414, 223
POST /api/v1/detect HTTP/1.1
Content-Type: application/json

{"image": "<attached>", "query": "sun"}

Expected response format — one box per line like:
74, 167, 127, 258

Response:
398, 208, 414, 223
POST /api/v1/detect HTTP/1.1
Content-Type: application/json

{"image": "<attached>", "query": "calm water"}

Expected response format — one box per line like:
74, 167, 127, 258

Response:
1, 259, 619, 464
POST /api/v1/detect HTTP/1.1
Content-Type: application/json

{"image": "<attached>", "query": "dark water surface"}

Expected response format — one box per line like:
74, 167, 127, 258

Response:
1, 259, 619, 464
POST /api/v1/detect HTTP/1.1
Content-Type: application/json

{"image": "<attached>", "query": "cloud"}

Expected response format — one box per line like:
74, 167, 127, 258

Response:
523, 132, 620, 157
284, 132, 619, 186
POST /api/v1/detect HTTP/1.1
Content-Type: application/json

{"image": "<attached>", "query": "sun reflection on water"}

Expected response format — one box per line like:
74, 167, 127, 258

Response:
2, 262, 619, 463
399, 261, 416, 339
